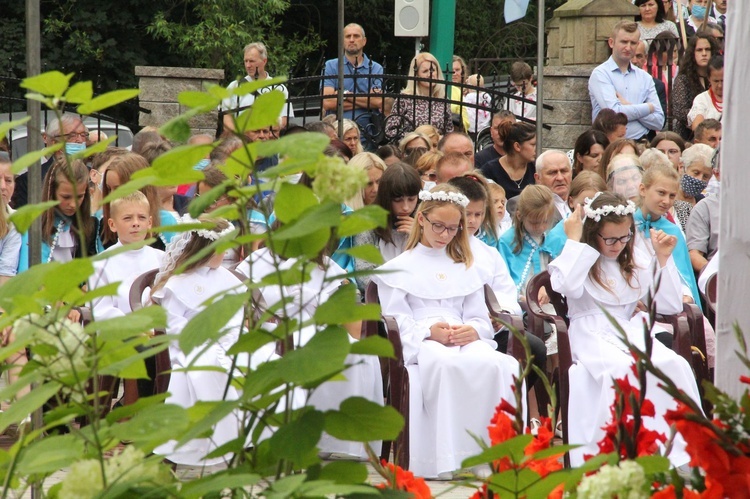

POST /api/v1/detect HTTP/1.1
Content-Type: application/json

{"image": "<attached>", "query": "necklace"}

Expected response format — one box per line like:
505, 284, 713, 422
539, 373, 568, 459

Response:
709, 87, 723, 113
516, 233, 541, 297
47, 220, 67, 263
500, 158, 525, 189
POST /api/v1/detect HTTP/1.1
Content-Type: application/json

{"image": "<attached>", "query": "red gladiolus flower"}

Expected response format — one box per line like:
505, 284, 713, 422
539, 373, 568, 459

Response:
488, 401, 517, 446
377, 461, 432, 499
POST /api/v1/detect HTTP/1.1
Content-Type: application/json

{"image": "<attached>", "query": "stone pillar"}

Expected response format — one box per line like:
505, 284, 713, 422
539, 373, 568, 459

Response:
135, 66, 225, 137
542, 0, 639, 150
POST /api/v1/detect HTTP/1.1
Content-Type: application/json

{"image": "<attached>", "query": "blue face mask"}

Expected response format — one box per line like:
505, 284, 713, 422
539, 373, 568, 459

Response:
691, 4, 706, 20
681, 173, 708, 197
193, 158, 210, 171
65, 142, 86, 155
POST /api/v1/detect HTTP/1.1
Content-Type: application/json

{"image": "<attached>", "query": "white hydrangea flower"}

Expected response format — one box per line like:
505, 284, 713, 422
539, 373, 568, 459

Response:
14, 314, 90, 382
312, 155, 368, 204
577, 460, 648, 499
59, 447, 172, 499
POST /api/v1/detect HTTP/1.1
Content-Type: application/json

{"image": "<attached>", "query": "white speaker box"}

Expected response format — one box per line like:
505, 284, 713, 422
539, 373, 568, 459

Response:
394, 0, 430, 37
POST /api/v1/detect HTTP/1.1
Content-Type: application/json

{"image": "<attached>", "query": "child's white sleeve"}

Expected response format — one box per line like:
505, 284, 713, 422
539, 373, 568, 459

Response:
548, 239, 600, 299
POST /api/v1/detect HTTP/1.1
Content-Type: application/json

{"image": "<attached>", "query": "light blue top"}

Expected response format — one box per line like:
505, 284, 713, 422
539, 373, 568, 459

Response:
634, 209, 701, 307
18, 214, 103, 272
322, 55, 383, 121
476, 227, 502, 254
589, 56, 665, 139
499, 227, 557, 298
0, 217, 21, 277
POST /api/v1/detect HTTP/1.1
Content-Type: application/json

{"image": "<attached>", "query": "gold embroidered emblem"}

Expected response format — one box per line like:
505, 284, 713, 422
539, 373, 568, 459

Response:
195, 285, 204, 294
436, 272, 447, 281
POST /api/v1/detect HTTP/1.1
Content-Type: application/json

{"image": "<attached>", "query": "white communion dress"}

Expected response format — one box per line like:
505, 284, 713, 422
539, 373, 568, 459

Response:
237, 248, 384, 459
373, 243, 521, 478
548, 240, 702, 466
151, 265, 275, 466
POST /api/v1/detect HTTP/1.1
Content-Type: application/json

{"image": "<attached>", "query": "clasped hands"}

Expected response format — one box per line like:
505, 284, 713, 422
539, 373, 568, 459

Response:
429, 322, 479, 346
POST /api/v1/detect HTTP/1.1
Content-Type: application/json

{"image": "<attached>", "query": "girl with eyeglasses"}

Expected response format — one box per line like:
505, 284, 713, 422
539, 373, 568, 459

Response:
549, 191, 702, 467
373, 184, 520, 479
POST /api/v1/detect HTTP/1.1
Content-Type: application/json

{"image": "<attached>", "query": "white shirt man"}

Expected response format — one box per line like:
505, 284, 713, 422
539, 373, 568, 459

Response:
221, 42, 294, 132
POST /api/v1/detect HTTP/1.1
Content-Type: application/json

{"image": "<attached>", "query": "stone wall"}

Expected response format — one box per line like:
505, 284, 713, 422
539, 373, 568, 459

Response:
541, 0, 640, 150
135, 66, 225, 137
542, 66, 594, 151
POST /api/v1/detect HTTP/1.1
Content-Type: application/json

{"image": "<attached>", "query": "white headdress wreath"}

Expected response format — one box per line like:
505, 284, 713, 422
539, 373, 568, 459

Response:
583, 192, 637, 222
153, 215, 236, 289
418, 190, 470, 208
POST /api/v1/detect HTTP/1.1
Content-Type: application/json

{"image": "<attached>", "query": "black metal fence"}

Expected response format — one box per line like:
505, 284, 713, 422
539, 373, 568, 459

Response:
0, 73, 143, 160
219, 58, 552, 152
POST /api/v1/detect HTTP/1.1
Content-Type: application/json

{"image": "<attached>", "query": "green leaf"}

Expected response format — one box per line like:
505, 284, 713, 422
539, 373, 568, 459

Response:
487, 468, 542, 494
178, 91, 221, 110
15, 435, 85, 475
349, 335, 394, 358
269, 409, 325, 464
278, 326, 351, 385
324, 397, 404, 442
78, 135, 117, 158
106, 393, 169, 423
187, 180, 233, 218
235, 90, 285, 132
0, 382, 60, 434
338, 205, 389, 238
77, 88, 140, 114
319, 460, 370, 484
179, 293, 246, 354
265, 474, 307, 499
223, 143, 256, 179
274, 203, 341, 240
462, 434, 534, 468
296, 481, 379, 497
64, 81, 93, 104
132, 144, 210, 186
98, 342, 149, 379
110, 403, 190, 449
274, 183, 319, 224
100, 176, 154, 204
315, 285, 381, 324
11, 144, 63, 175
9, 201, 59, 233
276, 228, 331, 260
0, 117, 31, 142
179, 473, 262, 498
256, 132, 330, 166
338, 244, 384, 266
635, 455, 671, 474
39, 259, 95, 301
86, 307, 166, 342
20, 71, 73, 96
162, 117, 192, 143
233, 76, 288, 97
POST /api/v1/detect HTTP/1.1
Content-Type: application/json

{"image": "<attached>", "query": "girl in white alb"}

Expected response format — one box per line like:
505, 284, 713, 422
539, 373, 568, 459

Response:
150, 217, 275, 466
548, 192, 702, 466
237, 247, 383, 460
373, 185, 521, 479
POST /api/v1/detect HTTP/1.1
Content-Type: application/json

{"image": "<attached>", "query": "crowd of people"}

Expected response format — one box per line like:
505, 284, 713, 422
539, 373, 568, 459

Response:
0, 0, 728, 481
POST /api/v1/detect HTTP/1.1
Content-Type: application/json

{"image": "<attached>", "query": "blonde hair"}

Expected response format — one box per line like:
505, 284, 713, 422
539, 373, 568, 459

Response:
345, 152, 387, 210
406, 184, 473, 267
398, 132, 432, 153
642, 162, 679, 188
110, 190, 151, 219
340, 119, 364, 155
488, 183, 506, 199
403, 52, 445, 98
414, 150, 443, 177
639, 148, 673, 171
465, 74, 484, 88
414, 124, 440, 148
512, 185, 555, 254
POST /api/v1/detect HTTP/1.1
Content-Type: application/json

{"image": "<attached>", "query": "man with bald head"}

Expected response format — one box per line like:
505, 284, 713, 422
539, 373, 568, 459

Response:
437, 132, 475, 166
506, 149, 572, 224
322, 23, 383, 140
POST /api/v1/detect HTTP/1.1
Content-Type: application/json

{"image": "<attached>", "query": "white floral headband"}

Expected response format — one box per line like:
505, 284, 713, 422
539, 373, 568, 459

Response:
583, 192, 637, 222
418, 190, 470, 208
178, 214, 235, 241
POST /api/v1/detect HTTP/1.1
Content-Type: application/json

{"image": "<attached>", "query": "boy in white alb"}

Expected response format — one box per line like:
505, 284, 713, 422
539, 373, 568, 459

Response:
89, 191, 164, 319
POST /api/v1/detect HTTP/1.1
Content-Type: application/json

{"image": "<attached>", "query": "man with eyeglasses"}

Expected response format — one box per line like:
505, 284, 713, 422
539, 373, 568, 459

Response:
12, 113, 88, 208
437, 132, 475, 167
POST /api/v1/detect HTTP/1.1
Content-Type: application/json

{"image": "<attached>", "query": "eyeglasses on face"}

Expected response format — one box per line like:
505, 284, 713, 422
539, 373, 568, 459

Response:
57, 131, 89, 141
423, 214, 462, 236
598, 231, 633, 246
